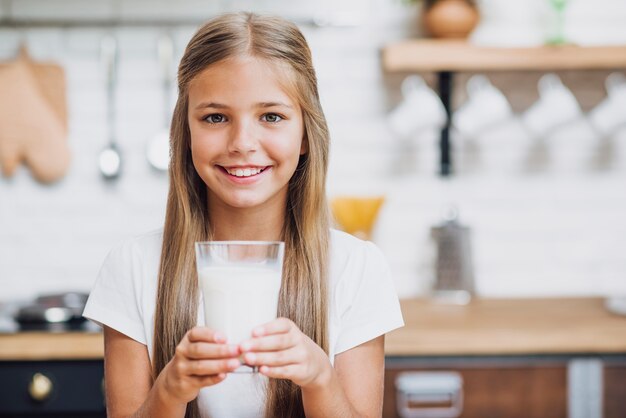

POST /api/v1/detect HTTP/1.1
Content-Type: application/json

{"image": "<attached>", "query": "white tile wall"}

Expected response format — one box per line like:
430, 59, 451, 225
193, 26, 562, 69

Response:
1, 0, 626, 302
117, 0, 222, 21
10, 0, 115, 20
0, 0, 8, 19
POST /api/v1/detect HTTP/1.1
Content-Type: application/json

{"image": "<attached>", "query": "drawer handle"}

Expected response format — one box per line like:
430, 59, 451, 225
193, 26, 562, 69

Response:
395, 371, 463, 418
28, 372, 53, 402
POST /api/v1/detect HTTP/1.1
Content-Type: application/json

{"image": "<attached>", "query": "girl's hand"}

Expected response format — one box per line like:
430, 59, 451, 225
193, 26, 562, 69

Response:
239, 318, 332, 389
157, 327, 242, 404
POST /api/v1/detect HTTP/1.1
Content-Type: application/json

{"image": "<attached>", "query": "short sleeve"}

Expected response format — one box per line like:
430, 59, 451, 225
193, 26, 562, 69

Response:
334, 241, 404, 355
82, 240, 147, 345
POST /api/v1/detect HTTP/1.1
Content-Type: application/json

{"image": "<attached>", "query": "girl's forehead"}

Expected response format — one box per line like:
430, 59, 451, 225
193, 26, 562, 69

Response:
189, 55, 299, 105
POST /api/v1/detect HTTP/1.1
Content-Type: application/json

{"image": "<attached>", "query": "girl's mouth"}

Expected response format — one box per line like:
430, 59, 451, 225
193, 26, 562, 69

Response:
217, 165, 271, 179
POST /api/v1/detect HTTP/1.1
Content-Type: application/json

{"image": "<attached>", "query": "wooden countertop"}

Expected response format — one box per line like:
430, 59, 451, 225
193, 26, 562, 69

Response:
0, 331, 103, 360
386, 297, 626, 356
2, 298, 626, 360
382, 40, 626, 72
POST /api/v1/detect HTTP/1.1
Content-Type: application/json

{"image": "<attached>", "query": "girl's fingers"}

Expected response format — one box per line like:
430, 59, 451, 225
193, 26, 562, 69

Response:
192, 373, 228, 387
251, 317, 294, 338
185, 358, 241, 376
240, 332, 297, 352
243, 347, 300, 367
187, 326, 227, 344
184, 342, 240, 360
258, 365, 297, 380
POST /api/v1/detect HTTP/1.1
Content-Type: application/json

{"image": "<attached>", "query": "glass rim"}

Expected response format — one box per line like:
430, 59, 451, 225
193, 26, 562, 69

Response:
195, 241, 284, 246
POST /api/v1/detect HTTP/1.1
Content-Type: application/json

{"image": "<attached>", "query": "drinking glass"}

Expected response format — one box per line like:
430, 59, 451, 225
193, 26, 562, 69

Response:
195, 241, 284, 372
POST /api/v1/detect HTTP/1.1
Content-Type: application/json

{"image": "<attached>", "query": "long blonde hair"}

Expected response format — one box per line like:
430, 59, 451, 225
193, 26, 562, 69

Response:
152, 12, 331, 418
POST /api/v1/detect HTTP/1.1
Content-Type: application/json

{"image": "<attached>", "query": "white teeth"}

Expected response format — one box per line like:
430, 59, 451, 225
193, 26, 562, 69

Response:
225, 167, 263, 177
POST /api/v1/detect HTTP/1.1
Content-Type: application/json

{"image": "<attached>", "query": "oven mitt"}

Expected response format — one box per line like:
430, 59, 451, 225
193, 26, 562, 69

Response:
0, 48, 70, 183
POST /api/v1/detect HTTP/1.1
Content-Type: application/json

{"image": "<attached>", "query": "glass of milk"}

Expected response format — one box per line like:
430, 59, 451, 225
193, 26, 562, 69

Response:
195, 241, 284, 372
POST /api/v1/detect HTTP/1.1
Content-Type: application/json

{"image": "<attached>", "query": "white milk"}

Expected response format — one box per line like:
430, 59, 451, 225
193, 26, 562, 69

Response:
199, 266, 282, 344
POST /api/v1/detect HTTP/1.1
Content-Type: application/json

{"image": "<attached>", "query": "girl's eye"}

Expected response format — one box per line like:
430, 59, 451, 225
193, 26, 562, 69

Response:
205, 114, 227, 124
263, 113, 283, 123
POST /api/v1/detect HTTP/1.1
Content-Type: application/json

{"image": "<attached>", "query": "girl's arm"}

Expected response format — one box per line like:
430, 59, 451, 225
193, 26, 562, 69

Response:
103, 326, 183, 418
103, 325, 241, 418
302, 336, 385, 418
241, 319, 385, 418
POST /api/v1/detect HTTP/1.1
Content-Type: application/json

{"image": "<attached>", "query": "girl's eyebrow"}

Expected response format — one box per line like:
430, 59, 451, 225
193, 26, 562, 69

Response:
195, 102, 228, 110
258, 101, 294, 109
194, 101, 293, 110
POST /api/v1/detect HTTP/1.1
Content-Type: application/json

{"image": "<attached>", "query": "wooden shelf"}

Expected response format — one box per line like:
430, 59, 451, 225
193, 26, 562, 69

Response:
386, 297, 626, 356
382, 40, 626, 176
382, 40, 626, 72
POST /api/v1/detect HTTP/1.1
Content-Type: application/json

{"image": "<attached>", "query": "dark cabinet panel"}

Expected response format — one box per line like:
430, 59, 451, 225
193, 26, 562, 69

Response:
0, 360, 105, 417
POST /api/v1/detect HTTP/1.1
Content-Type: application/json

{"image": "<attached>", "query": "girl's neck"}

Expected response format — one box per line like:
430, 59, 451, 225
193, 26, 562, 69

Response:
208, 198, 286, 242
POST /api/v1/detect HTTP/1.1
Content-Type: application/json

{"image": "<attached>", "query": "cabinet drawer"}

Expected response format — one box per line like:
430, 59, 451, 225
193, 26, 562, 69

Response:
384, 361, 567, 418
605, 364, 626, 418
0, 360, 105, 417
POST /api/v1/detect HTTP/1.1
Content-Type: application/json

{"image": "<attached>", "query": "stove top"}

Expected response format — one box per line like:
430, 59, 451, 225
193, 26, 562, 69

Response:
0, 317, 101, 334
0, 300, 101, 334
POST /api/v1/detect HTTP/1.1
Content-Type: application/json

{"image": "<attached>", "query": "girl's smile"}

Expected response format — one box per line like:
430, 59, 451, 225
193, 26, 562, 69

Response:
216, 164, 273, 185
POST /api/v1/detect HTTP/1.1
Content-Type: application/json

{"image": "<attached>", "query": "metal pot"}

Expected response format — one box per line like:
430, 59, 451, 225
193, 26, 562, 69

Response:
14, 292, 88, 324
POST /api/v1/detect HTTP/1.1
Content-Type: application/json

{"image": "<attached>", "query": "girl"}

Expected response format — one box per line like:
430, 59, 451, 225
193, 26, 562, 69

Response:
84, 11, 403, 418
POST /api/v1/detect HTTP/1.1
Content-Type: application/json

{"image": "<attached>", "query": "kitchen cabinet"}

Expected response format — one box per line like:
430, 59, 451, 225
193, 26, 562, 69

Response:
0, 360, 105, 417
0, 331, 104, 417
604, 365, 626, 418
384, 358, 569, 418
381, 40, 626, 176
383, 298, 626, 418
2, 299, 625, 417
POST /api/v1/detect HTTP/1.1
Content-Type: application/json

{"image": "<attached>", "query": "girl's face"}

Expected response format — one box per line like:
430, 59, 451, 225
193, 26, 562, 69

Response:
188, 56, 306, 211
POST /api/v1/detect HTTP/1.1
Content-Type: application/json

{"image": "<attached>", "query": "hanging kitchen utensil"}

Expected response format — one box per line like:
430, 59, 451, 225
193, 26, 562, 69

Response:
18, 45, 68, 131
0, 46, 71, 183
98, 35, 122, 180
146, 33, 174, 172
430, 205, 475, 304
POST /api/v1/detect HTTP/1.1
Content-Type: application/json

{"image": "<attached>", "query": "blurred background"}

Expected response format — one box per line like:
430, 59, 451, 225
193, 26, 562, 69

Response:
1, 1, 626, 417
1, 0, 625, 301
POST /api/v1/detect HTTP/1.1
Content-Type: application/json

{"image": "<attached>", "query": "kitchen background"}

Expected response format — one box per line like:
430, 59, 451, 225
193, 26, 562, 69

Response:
1, 0, 625, 302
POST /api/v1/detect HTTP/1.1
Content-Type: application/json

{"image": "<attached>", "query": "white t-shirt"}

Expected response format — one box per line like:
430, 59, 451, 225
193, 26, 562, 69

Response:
83, 228, 404, 418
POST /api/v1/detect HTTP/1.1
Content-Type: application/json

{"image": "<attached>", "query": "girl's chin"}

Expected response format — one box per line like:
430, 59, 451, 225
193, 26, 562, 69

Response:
222, 195, 266, 209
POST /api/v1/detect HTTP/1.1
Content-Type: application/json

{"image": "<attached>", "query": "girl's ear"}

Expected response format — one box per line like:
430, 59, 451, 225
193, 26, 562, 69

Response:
300, 135, 308, 155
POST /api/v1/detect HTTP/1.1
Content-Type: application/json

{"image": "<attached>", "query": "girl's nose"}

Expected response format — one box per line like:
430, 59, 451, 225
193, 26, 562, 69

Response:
227, 120, 258, 154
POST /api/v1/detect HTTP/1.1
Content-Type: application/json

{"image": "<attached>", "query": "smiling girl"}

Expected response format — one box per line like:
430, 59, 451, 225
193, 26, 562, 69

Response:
84, 11, 403, 418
